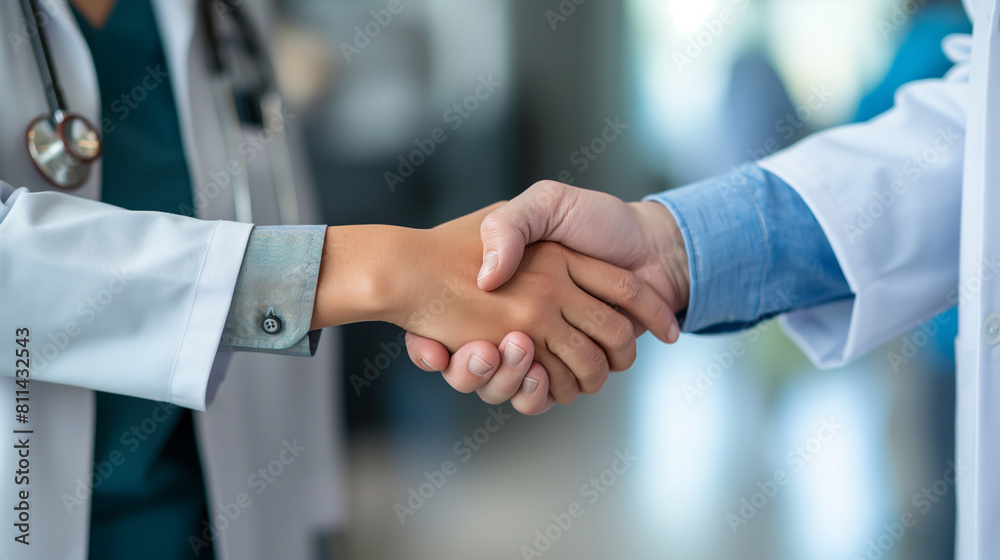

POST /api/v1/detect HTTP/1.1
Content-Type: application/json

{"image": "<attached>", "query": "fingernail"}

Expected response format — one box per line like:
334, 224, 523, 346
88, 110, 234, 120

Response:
419, 358, 436, 371
667, 321, 680, 343
478, 251, 499, 280
503, 342, 526, 366
469, 353, 493, 376
521, 378, 539, 396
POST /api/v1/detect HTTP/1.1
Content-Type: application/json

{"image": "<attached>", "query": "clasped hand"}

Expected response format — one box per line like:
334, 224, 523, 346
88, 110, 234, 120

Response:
311, 184, 689, 415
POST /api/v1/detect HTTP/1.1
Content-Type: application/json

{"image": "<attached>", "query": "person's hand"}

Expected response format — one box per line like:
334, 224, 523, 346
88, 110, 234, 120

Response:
406, 182, 690, 412
476, 183, 689, 301
311, 203, 677, 405
406, 331, 554, 414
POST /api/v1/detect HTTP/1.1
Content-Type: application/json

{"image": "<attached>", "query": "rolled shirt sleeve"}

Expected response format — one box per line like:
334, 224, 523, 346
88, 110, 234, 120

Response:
221, 225, 326, 356
644, 163, 853, 333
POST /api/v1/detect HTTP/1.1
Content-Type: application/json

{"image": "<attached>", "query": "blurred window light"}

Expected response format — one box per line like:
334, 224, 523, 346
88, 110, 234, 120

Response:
765, 0, 899, 129
771, 365, 894, 560
627, 0, 758, 181
670, 0, 716, 34
628, 0, 903, 182
629, 334, 766, 556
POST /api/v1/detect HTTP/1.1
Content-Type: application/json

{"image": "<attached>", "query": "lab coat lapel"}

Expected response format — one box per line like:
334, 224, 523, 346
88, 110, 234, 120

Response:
33, 0, 97, 115
151, 0, 241, 222
956, 1, 1000, 559
149, 0, 206, 213
964, 0, 979, 20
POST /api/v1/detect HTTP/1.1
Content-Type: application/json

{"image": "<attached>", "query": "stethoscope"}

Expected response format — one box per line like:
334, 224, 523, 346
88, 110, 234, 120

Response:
20, 0, 300, 224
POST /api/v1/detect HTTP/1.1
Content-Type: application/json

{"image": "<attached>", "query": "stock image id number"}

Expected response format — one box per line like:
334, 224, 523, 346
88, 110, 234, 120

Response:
14, 328, 30, 422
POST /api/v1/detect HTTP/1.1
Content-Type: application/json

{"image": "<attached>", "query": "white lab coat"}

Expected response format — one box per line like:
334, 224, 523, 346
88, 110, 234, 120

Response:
0, 1, 346, 559
762, 0, 995, 557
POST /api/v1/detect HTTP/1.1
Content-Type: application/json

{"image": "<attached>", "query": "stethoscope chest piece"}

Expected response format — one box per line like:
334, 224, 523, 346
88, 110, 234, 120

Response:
25, 111, 102, 190
20, 0, 103, 190
19, 0, 297, 217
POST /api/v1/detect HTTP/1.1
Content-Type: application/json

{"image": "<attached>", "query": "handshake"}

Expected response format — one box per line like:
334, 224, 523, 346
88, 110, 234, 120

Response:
310, 181, 691, 415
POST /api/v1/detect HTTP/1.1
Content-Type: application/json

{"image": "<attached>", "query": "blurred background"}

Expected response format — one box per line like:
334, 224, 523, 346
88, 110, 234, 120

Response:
269, 0, 970, 558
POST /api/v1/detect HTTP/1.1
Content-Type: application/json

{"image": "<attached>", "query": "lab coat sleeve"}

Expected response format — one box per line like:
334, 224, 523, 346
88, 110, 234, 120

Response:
0, 184, 252, 410
760, 35, 971, 368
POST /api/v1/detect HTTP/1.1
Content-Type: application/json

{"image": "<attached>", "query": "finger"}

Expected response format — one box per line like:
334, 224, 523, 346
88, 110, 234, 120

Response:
627, 316, 649, 339
614, 310, 648, 342
565, 254, 680, 343
476, 332, 537, 404
561, 297, 637, 372
546, 323, 610, 395
405, 332, 451, 372
510, 362, 556, 415
534, 344, 580, 404
437, 341, 502, 394
478, 181, 572, 291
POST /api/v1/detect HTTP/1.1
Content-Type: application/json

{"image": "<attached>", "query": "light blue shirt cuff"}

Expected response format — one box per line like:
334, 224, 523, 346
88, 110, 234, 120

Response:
221, 225, 326, 356
645, 163, 852, 333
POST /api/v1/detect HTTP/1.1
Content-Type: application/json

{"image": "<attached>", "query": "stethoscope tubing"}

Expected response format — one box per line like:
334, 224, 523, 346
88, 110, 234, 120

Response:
201, 0, 300, 225
18, 0, 300, 224
19, 0, 67, 116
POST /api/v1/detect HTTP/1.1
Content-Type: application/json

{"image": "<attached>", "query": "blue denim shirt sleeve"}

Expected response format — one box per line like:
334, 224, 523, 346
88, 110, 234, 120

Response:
644, 163, 853, 333
220, 225, 326, 356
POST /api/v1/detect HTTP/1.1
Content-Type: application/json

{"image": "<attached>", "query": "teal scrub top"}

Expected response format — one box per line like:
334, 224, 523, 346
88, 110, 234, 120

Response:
73, 2, 214, 559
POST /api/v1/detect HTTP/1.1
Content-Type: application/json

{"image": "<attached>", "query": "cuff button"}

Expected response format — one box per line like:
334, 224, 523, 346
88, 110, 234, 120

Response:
262, 307, 283, 335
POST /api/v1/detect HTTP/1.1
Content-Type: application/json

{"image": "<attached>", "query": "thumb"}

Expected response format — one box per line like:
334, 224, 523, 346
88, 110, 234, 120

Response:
477, 211, 528, 291
477, 181, 567, 291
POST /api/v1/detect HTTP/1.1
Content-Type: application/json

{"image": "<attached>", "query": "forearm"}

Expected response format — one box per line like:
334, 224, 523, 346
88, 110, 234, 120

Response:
646, 163, 853, 333
311, 224, 416, 330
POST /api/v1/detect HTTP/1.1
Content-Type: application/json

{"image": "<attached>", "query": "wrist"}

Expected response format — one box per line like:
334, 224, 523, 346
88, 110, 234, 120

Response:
632, 200, 690, 310
311, 225, 418, 329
